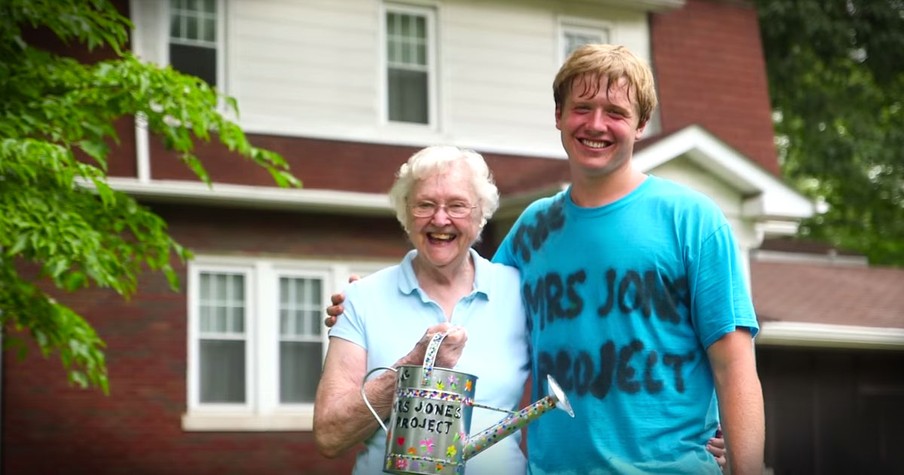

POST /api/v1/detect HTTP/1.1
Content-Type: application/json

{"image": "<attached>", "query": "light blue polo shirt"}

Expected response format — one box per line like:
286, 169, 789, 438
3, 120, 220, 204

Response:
330, 249, 530, 475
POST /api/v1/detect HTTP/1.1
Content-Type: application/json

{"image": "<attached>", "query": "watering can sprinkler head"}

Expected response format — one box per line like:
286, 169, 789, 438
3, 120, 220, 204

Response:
459, 374, 573, 462
547, 374, 575, 418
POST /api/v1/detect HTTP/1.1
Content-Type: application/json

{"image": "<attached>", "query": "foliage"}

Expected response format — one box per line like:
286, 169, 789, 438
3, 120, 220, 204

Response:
757, 0, 904, 265
0, 0, 299, 392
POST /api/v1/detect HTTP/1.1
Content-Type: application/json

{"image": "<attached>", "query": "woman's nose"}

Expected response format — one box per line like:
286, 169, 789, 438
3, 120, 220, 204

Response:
430, 206, 452, 224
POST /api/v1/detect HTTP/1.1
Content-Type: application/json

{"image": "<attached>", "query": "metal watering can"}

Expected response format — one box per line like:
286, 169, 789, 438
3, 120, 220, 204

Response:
362, 332, 574, 475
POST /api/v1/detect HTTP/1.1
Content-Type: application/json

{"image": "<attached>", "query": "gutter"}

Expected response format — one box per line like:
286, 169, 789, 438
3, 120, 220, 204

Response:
757, 321, 904, 351
82, 177, 395, 216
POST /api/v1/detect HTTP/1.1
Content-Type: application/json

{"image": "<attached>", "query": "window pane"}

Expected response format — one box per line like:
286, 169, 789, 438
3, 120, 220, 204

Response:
203, 0, 216, 14
199, 271, 244, 335
186, 15, 199, 39
200, 273, 211, 299
169, 43, 217, 86
294, 278, 306, 304
200, 306, 211, 331
203, 18, 215, 42
279, 276, 322, 337
280, 278, 290, 306
416, 43, 426, 65
200, 339, 245, 403
414, 16, 425, 38
388, 68, 428, 123
294, 311, 304, 337
386, 12, 397, 36
230, 306, 245, 332
280, 341, 323, 403
215, 305, 227, 331
233, 275, 244, 300
170, 14, 183, 38
563, 28, 609, 57
309, 310, 322, 336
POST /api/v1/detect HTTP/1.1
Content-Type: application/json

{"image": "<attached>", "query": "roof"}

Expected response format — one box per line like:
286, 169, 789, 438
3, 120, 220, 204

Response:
751, 257, 904, 350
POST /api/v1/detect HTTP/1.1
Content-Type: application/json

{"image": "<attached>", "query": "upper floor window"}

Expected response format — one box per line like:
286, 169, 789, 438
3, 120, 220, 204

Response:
559, 19, 611, 64
384, 4, 436, 125
169, 0, 219, 86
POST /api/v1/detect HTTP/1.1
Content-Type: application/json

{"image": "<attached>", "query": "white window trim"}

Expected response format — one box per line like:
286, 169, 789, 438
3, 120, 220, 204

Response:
379, 2, 440, 130
557, 16, 616, 66
183, 255, 395, 432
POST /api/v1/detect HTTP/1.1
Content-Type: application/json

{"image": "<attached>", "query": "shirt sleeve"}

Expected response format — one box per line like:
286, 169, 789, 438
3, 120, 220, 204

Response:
691, 221, 759, 349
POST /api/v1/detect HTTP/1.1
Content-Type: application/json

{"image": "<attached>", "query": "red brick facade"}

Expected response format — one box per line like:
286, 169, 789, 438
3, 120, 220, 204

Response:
651, 0, 780, 175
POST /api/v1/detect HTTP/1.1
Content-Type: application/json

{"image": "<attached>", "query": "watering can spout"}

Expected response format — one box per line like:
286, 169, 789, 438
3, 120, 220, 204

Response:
461, 374, 574, 461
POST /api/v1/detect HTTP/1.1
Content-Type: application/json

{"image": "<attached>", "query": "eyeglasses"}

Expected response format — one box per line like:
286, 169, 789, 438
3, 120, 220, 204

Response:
410, 201, 477, 218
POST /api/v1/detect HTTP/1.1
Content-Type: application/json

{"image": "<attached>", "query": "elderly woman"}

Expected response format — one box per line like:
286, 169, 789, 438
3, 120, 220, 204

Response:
313, 145, 530, 474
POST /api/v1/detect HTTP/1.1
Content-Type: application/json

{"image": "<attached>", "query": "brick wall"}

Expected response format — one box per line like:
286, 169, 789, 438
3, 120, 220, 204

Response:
1, 205, 411, 475
651, 0, 780, 175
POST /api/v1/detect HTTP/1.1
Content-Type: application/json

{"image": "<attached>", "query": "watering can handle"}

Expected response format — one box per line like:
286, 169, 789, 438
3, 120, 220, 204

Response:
359, 332, 448, 432
361, 366, 397, 433
420, 331, 447, 386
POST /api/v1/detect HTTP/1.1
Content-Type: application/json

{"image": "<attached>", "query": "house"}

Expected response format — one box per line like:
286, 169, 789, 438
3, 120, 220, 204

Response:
751, 238, 904, 474
6, 0, 898, 474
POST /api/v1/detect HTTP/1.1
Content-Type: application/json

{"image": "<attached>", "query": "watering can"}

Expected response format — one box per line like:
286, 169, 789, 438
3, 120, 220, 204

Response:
362, 332, 574, 475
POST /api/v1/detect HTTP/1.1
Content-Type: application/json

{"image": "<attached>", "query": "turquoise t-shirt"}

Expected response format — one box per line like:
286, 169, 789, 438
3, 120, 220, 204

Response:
493, 175, 758, 475
330, 249, 530, 475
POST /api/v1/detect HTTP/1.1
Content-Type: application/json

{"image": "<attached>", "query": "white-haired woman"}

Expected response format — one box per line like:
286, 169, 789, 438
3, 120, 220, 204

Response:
313, 145, 530, 474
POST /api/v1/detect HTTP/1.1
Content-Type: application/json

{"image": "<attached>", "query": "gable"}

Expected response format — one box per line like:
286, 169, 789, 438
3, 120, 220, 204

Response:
634, 125, 815, 234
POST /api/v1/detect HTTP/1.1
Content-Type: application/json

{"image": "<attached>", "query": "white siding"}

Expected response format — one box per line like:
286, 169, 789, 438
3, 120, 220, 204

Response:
132, 0, 653, 159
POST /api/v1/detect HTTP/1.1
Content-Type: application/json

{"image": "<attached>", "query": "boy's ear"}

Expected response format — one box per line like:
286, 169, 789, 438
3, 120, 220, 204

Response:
635, 120, 648, 139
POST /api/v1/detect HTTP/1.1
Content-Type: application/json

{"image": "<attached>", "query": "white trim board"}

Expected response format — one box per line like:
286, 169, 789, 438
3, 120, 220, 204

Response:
89, 177, 393, 215
757, 321, 904, 351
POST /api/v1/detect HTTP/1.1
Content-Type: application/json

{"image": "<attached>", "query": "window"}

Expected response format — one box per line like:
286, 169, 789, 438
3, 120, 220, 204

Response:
384, 4, 436, 125
185, 257, 392, 431
198, 271, 247, 403
559, 20, 611, 64
278, 276, 323, 404
169, 0, 219, 86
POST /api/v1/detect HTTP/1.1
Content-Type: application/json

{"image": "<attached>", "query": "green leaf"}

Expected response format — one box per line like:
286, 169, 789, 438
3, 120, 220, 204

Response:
1, 0, 301, 393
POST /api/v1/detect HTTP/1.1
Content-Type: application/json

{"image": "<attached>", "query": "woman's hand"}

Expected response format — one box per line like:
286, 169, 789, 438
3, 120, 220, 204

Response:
707, 425, 727, 471
400, 323, 467, 369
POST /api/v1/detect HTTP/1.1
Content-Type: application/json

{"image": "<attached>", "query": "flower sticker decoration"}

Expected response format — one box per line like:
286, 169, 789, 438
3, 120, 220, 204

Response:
465, 379, 473, 391
395, 458, 408, 470
420, 438, 435, 454
447, 374, 458, 390
435, 380, 445, 391
407, 447, 417, 455
446, 445, 457, 458
397, 436, 406, 446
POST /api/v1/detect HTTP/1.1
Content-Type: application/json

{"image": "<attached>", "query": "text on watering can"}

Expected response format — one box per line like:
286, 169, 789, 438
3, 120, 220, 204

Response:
394, 367, 465, 435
